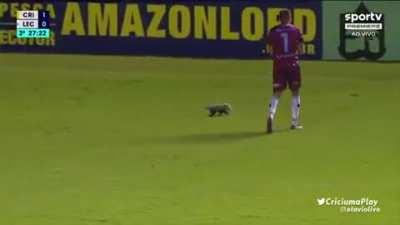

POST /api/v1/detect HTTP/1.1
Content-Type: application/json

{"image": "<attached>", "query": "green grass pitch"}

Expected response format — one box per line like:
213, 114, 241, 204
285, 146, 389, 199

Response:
0, 53, 399, 225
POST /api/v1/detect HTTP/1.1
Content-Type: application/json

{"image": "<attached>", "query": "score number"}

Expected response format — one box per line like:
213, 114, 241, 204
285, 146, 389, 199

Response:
38, 10, 50, 29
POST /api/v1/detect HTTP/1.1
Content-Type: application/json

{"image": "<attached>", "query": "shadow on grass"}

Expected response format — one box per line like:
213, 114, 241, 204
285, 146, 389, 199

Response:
152, 128, 289, 145
175, 131, 266, 143
138, 128, 293, 146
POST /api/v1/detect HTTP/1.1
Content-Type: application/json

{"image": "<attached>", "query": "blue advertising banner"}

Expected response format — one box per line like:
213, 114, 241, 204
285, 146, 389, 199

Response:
0, 1, 322, 59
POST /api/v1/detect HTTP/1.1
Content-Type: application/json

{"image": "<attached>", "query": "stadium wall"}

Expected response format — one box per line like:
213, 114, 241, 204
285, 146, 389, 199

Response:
0, 0, 321, 59
0, 1, 398, 61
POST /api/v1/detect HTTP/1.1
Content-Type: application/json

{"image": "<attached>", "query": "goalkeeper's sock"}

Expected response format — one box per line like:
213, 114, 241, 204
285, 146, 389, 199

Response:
291, 95, 301, 125
268, 95, 279, 119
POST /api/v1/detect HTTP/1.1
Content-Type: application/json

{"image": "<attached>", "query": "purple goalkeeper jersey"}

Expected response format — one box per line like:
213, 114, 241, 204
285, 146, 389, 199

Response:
267, 24, 303, 66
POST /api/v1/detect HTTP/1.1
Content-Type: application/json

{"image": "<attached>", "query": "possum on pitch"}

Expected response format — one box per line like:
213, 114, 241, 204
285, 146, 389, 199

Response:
206, 103, 232, 117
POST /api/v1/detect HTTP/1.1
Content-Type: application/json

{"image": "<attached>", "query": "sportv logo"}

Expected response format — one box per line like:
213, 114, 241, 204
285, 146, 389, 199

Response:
338, 2, 386, 60
344, 11, 383, 31
344, 12, 383, 23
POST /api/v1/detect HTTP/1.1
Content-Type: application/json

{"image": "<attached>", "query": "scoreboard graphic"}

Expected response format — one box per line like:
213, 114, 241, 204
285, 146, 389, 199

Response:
16, 10, 50, 38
